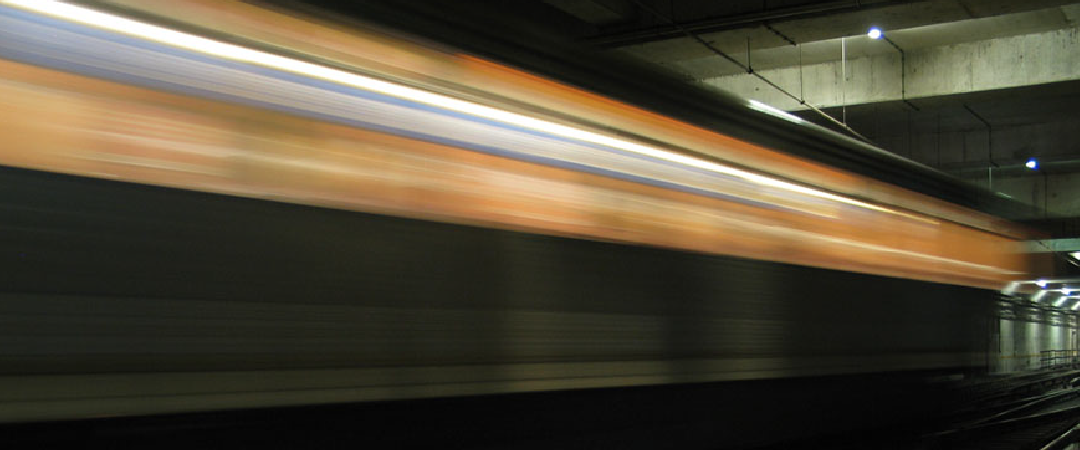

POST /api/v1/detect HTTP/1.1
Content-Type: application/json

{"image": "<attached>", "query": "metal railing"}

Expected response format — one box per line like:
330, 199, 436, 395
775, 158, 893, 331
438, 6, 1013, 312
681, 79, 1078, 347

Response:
1041, 350, 1080, 370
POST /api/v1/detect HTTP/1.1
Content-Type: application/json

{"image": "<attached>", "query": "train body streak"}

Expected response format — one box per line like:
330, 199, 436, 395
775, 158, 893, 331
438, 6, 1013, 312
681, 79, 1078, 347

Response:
0, 0, 1026, 421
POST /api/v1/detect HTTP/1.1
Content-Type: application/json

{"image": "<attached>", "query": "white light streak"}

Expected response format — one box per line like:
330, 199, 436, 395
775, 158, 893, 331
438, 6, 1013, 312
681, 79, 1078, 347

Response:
2, 0, 917, 219
748, 99, 803, 124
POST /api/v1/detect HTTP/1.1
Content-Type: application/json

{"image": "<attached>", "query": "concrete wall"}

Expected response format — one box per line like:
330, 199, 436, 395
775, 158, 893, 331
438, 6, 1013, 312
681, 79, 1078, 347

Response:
868, 117, 1080, 166
989, 173, 1080, 217
864, 117, 1080, 217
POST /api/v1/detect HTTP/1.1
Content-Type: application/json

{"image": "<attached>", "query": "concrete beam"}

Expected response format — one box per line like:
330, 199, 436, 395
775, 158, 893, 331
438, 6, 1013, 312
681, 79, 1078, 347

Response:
609, 0, 1079, 64
702, 26, 1080, 111
1026, 239, 1080, 252
663, 5, 1080, 80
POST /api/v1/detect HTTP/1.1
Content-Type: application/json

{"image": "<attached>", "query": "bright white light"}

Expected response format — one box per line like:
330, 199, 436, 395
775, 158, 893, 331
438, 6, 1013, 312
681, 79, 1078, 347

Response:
1055, 297, 1066, 307
1026, 159, 1038, 169
1074, 302, 1080, 311
748, 100, 803, 124
1037, 279, 1049, 288
867, 28, 883, 40
1065, 290, 1073, 296
2, 0, 919, 220
1072, 252, 1080, 259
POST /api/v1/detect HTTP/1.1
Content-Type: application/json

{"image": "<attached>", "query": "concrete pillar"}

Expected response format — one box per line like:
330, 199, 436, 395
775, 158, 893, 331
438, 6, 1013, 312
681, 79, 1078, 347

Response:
1026, 319, 1042, 370
997, 318, 1015, 373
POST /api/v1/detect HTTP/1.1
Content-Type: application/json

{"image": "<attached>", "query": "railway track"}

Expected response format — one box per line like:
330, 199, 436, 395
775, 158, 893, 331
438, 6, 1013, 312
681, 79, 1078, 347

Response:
925, 380, 1080, 449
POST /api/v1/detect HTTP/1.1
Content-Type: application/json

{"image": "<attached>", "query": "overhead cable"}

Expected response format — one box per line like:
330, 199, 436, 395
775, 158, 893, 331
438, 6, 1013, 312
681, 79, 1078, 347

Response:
629, 0, 873, 143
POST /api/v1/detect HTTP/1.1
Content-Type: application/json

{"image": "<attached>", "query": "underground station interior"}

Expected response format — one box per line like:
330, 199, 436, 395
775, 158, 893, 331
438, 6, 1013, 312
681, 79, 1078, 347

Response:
5, 0, 1080, 448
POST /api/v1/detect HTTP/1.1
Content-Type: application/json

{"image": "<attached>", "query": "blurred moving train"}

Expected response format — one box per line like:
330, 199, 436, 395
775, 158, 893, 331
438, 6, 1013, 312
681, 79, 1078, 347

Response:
0, 0, 1029, 422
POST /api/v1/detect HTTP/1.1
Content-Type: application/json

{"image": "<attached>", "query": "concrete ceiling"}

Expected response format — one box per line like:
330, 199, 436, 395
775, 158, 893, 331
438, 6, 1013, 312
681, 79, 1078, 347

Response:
660, 5, 1080, 79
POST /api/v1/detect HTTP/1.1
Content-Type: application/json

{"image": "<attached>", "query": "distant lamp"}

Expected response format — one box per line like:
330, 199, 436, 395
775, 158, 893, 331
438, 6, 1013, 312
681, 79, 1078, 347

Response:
867, 28, 883, 40
1037, 279, 1048, 288
1026, 158, 1038, 169
1072, 251, 1080, 259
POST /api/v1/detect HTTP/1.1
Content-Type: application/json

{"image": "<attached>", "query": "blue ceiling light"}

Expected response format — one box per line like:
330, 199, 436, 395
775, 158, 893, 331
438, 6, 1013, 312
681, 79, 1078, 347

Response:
867, 27, 883, 40
1026, 158, 1038, 169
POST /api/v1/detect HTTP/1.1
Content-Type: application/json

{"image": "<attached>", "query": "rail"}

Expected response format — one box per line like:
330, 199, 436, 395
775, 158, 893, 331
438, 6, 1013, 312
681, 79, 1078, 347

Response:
1040, 422, 1080, 450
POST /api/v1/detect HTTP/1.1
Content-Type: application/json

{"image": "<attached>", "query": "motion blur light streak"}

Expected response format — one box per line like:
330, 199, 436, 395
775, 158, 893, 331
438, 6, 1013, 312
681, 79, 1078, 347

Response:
748, 99, 804, 124
0, 0, 913, 220
0, 0, 1026, 290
